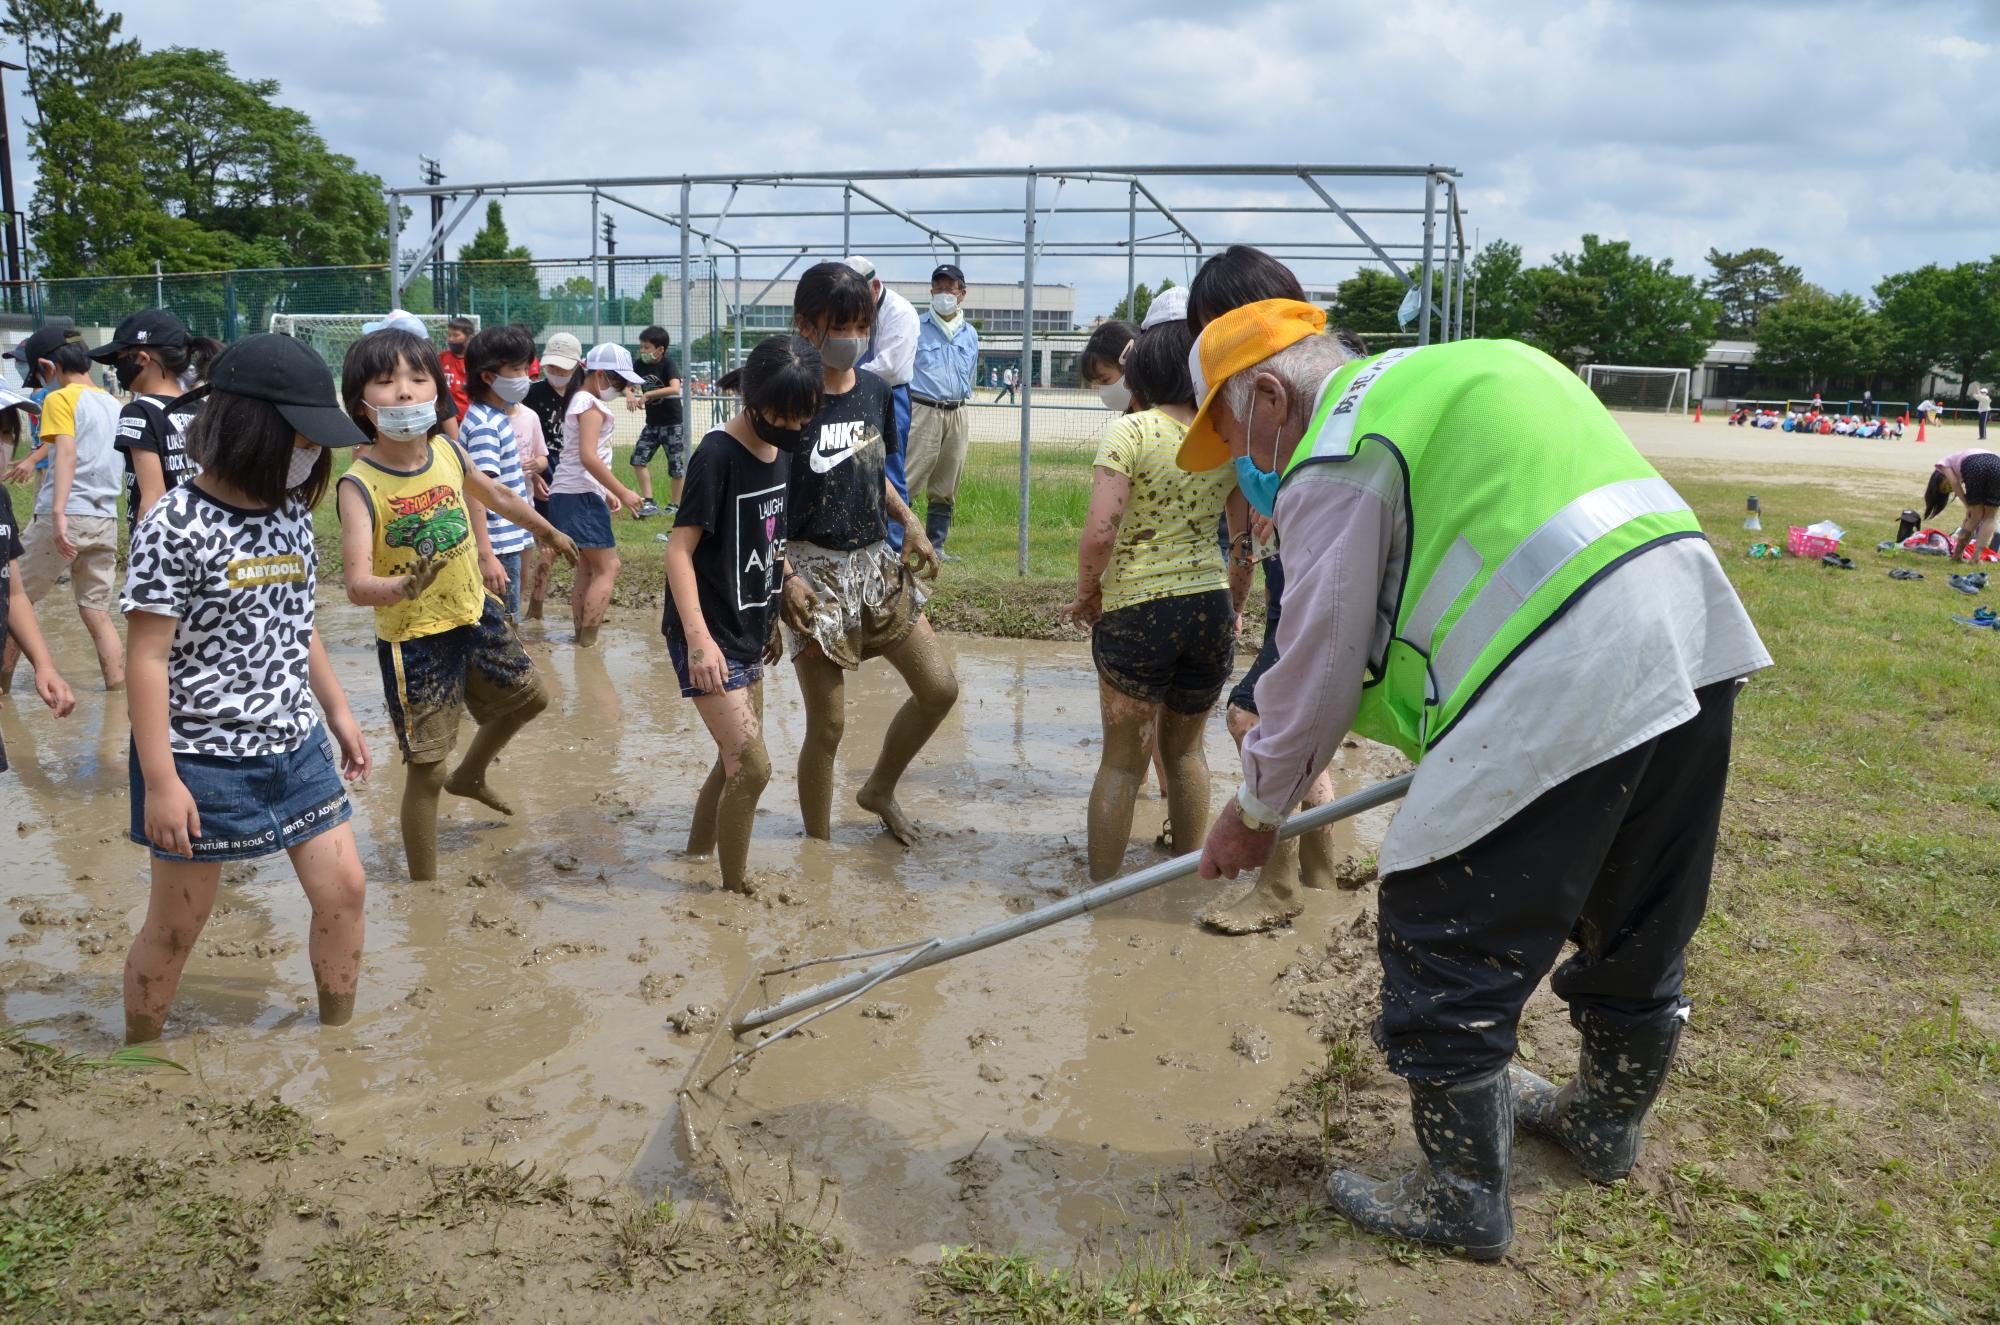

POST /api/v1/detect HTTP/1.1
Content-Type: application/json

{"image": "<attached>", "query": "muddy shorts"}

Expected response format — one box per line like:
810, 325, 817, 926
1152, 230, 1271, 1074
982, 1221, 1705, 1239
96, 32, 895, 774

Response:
631, 424, 686, 479
783, 539, 929, 670
666, 634, 763, 698
128, 722, 351, 862
17, 512, 118, 612
377, 596, 543, 764
1092, 587, 1235, 715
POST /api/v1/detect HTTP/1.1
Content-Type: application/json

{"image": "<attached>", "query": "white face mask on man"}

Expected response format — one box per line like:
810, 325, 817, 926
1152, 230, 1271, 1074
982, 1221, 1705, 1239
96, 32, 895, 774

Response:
931, 292, 960, 319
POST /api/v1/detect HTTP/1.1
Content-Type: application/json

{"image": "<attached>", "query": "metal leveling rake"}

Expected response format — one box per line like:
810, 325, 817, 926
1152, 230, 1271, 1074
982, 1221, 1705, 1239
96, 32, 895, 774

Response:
675, 771, 1414, 1187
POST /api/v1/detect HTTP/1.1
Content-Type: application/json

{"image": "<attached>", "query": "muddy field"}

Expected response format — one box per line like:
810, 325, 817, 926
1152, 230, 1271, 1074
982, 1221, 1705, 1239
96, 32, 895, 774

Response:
1, 607, 1426, 1259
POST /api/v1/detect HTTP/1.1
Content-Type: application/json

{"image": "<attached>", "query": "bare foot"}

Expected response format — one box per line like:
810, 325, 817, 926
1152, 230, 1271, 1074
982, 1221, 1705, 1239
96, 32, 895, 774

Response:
444, 768, 515, 816
525, 598, 544, 620
1198, 887, 1305, 935
856, 783, 919, 846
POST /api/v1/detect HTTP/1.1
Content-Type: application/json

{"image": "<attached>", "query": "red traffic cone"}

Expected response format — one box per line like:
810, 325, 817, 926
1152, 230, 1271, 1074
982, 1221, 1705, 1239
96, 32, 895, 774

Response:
1917, 416, 1927, 443
1693, 403, 1702, 423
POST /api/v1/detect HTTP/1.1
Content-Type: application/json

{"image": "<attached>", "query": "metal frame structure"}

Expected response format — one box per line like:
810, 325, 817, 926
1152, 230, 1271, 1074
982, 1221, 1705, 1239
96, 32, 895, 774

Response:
386, 165, 1468, 574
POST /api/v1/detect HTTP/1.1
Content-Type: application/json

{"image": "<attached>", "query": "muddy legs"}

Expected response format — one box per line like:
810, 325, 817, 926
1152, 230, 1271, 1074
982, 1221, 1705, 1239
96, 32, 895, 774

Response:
444, 692, 546, 817
688, 683, 772, 893
400, 759, 446, 882
287, 824, 367, 1027
122, 858, 223, 1043
1085, 678, 1156, 882
859, 620, 959, 845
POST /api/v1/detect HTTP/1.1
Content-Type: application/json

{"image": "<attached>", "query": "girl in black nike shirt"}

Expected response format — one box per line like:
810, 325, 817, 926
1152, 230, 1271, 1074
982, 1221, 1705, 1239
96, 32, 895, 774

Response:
780, 262, 958, 845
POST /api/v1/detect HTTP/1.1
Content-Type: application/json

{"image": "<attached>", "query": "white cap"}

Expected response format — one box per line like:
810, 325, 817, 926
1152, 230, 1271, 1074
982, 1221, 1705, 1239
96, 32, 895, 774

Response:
541, 332, 583, 371
362, 308, 429, 337
1141, 287, 1189, 330
843, 255, 876, 281
585, 342, 644, 384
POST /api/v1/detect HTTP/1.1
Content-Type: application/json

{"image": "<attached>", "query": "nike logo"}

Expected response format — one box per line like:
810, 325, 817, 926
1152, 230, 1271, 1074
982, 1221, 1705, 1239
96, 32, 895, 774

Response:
807, 420, 877, 474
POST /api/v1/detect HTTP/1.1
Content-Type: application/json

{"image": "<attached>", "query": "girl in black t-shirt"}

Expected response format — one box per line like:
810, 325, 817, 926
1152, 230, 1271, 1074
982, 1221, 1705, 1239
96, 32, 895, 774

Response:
780, 262, 958, 846
662, 336, 820, 894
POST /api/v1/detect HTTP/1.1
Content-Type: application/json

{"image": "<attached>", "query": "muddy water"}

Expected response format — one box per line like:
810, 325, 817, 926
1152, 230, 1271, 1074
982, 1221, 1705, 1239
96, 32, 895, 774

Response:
1, 597, 1400, 1258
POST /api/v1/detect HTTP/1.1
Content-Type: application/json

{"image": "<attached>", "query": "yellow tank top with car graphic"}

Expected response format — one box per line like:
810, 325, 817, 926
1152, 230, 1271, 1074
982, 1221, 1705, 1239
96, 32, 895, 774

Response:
341, 437, 487, 643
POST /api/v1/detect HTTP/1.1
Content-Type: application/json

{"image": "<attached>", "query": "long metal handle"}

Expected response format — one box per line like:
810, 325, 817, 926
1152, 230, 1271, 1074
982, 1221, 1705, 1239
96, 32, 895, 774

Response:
733, 771, 1414, 1033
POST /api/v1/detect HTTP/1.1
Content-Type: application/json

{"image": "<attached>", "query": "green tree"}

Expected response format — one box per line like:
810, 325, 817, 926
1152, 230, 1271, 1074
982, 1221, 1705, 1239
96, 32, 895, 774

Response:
1753, 286, 1877, 389
1702, 247, 1802, 337
1108, 277, 1176, 324
1871, 263, 2000, 400
3, 0, 151, 276
1329, 267, 1406, 332
456, 200, 542, 330
1466, 239, 1533, 341
1538, 235, 1715, 369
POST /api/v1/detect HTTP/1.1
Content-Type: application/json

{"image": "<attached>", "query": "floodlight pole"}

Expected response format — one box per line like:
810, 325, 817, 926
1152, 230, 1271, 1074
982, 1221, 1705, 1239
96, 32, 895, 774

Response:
679, 180, 692, 425
1417, 174, 1436, 346
589, 191, 601, 344
1126, 181, 1137, 322
1018, 170, 1038, 578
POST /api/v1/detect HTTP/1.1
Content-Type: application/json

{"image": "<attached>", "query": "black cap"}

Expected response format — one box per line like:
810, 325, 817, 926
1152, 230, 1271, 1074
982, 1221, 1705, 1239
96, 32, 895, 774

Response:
203, 333, 367, 448
930, 263, 966, 286
7, 320, 79, 365
89, 308, 190, 363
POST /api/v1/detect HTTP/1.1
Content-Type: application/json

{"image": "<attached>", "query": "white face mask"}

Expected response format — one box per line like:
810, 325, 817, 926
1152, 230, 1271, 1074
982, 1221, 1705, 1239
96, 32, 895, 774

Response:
594, 377, 626, 401
287, 444, 323, 489
1096, 380, 1132, 412
489, 373, 531, 405
369, 398, 437, 440
931, 292, 960, 319
545, 369, 573, 391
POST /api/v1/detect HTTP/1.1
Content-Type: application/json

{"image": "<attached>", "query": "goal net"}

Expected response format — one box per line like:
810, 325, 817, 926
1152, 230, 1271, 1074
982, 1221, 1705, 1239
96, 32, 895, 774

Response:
1581, 364, 1691, 414
268, 313, 477, 374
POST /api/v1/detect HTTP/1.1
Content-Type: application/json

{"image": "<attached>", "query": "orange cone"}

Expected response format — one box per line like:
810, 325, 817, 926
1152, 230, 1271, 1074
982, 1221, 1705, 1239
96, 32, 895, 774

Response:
1694, 403, 1702, 423
1917, 416, 1927, 443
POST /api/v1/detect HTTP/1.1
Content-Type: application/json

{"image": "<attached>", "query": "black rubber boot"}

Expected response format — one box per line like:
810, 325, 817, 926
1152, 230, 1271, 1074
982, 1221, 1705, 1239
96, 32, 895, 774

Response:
1508, 1014, 1682, 1183
1325, 1067, 1514, 1262
925, 499, 954, 553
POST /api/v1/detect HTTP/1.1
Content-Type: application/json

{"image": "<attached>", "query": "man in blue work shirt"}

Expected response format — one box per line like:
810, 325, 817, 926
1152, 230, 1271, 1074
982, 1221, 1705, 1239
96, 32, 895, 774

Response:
907, 263, 980, 557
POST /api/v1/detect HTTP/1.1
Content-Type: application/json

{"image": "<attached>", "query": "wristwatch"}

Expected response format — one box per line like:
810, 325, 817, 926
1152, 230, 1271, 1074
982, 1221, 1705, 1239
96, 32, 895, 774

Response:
1235, 786, 1282, 833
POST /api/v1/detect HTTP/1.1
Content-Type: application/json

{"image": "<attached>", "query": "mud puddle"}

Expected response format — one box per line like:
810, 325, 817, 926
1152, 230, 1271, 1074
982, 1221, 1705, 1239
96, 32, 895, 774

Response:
1, 596, 1401, 1259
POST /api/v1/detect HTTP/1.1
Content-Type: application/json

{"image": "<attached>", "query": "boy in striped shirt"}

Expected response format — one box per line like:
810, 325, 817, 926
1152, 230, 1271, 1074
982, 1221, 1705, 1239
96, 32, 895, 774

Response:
461, 325, 538, 617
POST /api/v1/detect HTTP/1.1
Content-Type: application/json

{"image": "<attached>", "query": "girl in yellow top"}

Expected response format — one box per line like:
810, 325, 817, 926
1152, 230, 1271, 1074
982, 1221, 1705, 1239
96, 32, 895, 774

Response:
1062, 317, 1249, 881
334, 328, 577, 880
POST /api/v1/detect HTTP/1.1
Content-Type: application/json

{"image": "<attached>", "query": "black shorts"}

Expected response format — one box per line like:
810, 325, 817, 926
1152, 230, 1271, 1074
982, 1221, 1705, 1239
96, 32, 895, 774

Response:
1961, 452, 2000, 508
1228, 554, 1285, 715
1091, 588, 1235, 715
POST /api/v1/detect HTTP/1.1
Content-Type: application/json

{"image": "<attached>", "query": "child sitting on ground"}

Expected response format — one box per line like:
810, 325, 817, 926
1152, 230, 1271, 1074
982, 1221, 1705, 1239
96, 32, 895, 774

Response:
663, 335, 821, 893
119, 334, 372, 1042
335, 328, 578, 880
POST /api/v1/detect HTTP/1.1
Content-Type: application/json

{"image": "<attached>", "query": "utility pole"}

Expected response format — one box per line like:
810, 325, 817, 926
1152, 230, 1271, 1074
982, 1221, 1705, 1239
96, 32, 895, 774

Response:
0, 59, 25, 313
419, 157, 445, 308
601, 213, 617, 340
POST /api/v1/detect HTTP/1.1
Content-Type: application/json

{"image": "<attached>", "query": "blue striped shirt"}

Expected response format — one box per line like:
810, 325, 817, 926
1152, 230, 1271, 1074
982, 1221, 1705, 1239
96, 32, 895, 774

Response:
461, 402, 533, 555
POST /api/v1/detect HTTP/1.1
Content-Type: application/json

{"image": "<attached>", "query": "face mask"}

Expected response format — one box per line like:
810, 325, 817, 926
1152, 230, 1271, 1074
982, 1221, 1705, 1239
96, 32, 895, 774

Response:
751, 413, 806, 452
545, 369, 573, 391
287, 445, 323, 490
1096, 380, 1132, 412
446, 341, 466, 358
113, 354, 144, 391
594, 377, 627, 401
489, 373, 531, 405
1231, 390, 1283, 518
369, 398, 437, 440
931, 293, 960, 319
818, 336, 864, 372
638, 351, 659, 365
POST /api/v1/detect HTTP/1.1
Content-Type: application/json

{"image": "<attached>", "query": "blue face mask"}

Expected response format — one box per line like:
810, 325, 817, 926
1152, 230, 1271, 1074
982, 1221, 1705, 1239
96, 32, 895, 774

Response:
1231, 391, 1282, 517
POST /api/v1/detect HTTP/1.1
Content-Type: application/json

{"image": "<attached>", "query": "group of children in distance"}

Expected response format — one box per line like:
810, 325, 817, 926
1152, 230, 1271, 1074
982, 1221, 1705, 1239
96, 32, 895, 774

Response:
3, 258, 964, 1045
1727, 405, 1907, 438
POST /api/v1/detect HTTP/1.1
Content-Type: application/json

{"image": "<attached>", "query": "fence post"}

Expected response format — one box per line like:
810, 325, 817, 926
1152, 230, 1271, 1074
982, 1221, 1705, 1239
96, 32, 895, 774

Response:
223, 273, 238, 342
1416, 173, 1436, 347
1017, 170, 1038, 578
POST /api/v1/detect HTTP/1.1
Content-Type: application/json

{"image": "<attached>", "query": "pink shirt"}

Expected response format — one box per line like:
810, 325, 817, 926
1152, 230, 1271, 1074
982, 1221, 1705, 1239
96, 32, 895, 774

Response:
510, 403, 548, 476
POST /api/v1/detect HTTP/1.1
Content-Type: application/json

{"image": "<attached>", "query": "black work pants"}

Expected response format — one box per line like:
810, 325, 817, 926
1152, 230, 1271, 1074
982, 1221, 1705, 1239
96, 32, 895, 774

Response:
1373, 679, 1741, 1084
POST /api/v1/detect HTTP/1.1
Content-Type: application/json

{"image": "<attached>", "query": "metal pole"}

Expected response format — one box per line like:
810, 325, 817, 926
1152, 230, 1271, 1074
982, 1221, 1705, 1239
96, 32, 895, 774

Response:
732, 250, 742, 377
386, 189, 401, 306
842, 184, 851, 256
1416, 174, 1437, 347
732, 771, 1414, 1033
1456, 216, 1470, 342
1017, 171, 1038, 578
0, 60, 25, 312
679, 180, 692, 423
589, 191, 601, 344
1125, 181, 1136, 321
1438, 186, 1455, 342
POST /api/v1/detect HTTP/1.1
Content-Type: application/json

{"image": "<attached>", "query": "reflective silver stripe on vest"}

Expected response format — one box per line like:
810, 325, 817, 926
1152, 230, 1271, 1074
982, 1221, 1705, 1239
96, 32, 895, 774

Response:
1402, 534, 1482, 656
1305, 346, 1420, 462
1428, 476, 1692, 701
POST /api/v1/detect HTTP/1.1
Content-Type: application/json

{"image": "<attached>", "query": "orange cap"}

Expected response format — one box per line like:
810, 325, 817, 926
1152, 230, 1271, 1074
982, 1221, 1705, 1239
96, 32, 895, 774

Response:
1176, 299, 1328, 471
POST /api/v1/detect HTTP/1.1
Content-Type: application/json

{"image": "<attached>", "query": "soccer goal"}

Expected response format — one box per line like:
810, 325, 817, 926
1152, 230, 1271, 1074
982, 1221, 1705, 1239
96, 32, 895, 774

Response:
268, 313, 477, 373
1581, 364, 1691, 415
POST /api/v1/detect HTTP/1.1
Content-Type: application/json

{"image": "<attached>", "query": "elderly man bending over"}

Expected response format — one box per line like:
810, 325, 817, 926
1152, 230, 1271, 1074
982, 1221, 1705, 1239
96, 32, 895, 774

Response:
1185, 292, 1771, 1260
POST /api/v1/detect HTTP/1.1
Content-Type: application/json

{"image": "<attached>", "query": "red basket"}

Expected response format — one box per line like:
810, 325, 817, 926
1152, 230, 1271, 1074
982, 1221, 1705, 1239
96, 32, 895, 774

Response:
1786, 526, 1841, 558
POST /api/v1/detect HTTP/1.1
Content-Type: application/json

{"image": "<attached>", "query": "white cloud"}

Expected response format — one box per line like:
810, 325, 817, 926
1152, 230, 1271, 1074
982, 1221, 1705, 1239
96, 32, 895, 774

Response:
1927, 34, 1991, 59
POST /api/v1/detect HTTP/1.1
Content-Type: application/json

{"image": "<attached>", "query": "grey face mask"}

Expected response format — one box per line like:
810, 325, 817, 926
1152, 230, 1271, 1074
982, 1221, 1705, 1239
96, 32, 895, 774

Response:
818, 336, 865, 372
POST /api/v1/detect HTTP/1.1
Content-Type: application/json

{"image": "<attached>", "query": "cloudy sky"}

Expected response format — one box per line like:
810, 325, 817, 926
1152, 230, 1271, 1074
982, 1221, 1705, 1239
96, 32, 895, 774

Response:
56, 1, 2000, 317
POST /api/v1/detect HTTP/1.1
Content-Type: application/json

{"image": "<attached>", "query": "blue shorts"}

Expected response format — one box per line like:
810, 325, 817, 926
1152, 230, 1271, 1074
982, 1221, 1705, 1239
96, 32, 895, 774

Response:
547, 491, 615, 549
494, 550, 523, 618
666, 634, 763, 699
129, 723, 351, 862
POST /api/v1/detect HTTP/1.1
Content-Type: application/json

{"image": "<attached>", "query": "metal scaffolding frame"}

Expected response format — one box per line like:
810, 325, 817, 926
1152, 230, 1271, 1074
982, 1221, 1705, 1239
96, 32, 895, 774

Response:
386, 165, 1468, 574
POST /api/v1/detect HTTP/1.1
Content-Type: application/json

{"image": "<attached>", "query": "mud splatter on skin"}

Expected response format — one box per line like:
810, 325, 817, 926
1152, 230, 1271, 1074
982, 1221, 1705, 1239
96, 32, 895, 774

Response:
686, 681, 771, 894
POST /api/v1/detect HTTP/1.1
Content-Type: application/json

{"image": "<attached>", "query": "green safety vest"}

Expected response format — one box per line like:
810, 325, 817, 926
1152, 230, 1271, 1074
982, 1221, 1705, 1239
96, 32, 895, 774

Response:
1281, 338, 1704, 760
